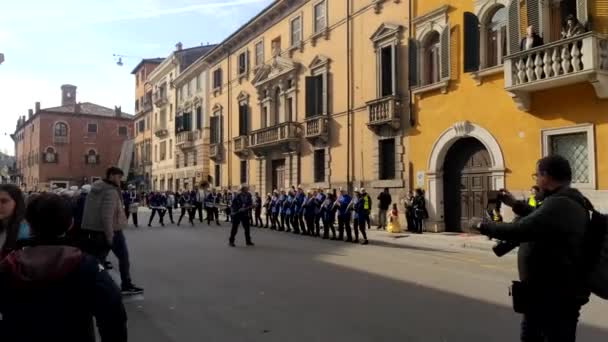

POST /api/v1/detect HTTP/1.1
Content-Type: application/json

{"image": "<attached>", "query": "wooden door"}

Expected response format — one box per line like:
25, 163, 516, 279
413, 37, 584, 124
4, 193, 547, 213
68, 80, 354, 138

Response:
272, 159, 285, 191
443, 138, 492, 232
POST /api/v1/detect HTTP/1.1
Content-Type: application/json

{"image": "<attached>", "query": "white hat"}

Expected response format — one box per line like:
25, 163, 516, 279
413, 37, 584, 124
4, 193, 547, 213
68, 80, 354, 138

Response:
81, 184, 92, 193
361, 188, 366, 193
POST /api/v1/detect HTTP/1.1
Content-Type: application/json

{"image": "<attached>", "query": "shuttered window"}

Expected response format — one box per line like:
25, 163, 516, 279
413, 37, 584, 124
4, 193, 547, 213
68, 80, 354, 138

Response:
379, 139, 395, 180
305, 75, 323, 117
440, 26, 450, 80
463, 12, 480, 73
238, 52, 248, 75
381, 45, 394, 97
182, 112, 192, 132
527, 0, 541, 38
314, 149, 325, 183
210, 116, 220, 144
408, 39, 418, 87
508, 0, 520, 54
196, 107, 202, 130
239, 104, 249, 136
240, 160, 247, 184
214, 165, 221, 187
213, 69, 222, 89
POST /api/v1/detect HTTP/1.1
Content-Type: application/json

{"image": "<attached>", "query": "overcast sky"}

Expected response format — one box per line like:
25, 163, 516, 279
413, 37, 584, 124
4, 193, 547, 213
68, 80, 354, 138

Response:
0, 0, 273, 155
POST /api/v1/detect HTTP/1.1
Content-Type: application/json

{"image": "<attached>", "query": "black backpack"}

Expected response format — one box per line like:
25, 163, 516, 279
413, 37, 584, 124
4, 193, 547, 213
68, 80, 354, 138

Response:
582, 198, 608, 300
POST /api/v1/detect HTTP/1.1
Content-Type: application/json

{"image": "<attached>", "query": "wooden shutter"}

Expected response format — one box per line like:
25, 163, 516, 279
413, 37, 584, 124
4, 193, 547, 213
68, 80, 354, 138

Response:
440, 26, 451, 80
576, 0, 588, 28
381, 46, 393, 97
315, 75, 324, 116
219, 115, 224, 143
408, 38, 418, 87
239, 105, 248, 136
305, 76, 315, 117
314, 149, 325, 182
527, 0, 541, 38
210, 117, 217, 144
464, 12, 480, 73
508, 0, 520, 54
196, 107, 202, 130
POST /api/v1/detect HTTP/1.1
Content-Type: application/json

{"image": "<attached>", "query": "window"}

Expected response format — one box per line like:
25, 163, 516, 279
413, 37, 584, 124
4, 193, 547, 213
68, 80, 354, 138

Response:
380, 45, 395, 96
424, 32, 441, 85
160, 141, 167, 161
196, 107, 202, 130
54, 122, 68, 137
486, 7, 507, 68
464, 6, 508, 72
196, 73, 201, 90
169, 139, 173, 159
215, 164, 221, 187
86, 149, 99, 165
213, 69, 222, 90
240, 160, 247, 184
379, 139, 395, 180
160, 109, 167, 129
542, 124, 595, 188
184, 152, 189, 167
271, 36, 281, 56
286, 97, 294, 122
118, 126, 128, 136
314, 149, 325, 182
238, 51, 248, 75
290, 16, 302, 47
154, 145, 158, 162
87, 123, 98, 133
305, 75, 323, 117
238, 104, 249, 136
210, 114, 221, 144
313, 1, 327, 34
135, 100, 140, 112
138, 120, 145, 133
176, 154, 180, 169
255, 41, 264, 67
193, 152, 197, 166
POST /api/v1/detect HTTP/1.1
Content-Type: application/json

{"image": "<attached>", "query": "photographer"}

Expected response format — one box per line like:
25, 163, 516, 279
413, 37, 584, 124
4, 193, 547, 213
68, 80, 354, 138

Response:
473, 155, 590, 342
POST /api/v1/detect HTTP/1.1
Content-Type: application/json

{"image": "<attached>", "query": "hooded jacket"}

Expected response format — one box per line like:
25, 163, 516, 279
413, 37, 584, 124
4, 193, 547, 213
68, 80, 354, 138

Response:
481, 186, 591, 303
81, 180, 127, 243
0, 244, 127, 342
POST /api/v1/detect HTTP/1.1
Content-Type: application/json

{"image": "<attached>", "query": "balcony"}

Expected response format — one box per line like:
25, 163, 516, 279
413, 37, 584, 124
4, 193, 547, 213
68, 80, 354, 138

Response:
142, 101, 153, 113
304, 116, 328, 144
153, 90, 168, 107
53, 135, 69, 144
209, 143, 223, 162
366, 95, 400, 132
504, 32, 608, 111
176, 131, 199, 149
154, 127, 169, 138
249, 122, 302, 154
233, 135, 250, 156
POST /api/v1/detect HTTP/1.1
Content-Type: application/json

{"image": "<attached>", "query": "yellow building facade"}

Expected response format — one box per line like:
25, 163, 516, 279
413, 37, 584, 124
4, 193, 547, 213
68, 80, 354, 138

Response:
189, 0, 411, 205
408, 0, 608, 232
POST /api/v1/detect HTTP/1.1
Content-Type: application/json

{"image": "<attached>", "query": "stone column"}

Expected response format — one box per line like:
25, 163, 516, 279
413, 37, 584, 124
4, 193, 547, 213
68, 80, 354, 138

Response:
257, 157, 266, 195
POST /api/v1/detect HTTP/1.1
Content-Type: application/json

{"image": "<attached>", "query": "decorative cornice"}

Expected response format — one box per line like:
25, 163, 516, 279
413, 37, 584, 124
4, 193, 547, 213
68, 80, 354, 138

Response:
412, 5, 450, 25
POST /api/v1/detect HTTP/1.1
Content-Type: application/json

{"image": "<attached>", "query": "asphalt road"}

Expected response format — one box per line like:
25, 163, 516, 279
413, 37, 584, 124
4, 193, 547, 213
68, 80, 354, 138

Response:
112, 212, 608, 342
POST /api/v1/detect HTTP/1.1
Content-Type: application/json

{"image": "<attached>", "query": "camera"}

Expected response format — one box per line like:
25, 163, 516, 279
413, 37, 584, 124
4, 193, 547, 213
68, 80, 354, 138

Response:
486, 190, 519, 257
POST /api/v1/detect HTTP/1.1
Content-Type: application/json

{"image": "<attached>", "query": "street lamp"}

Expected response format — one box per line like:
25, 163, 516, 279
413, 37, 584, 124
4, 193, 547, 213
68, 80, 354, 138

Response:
113, 53, 141, 67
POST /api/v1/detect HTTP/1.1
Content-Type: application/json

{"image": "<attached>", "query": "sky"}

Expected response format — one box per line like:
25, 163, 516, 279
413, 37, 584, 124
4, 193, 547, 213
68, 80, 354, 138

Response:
0, 0, 274, 155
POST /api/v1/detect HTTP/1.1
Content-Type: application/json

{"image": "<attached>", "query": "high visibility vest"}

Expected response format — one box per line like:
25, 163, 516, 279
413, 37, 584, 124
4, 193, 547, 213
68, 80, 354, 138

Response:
528, 195, 537, 208
363, 195, 370, 210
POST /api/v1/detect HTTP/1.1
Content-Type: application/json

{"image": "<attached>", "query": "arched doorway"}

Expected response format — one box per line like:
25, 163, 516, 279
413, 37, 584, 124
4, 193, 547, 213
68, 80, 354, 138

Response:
443, 138, 491, 232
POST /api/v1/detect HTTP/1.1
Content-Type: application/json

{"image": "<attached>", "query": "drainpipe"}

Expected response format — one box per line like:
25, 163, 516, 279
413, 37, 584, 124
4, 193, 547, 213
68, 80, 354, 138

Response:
408, 0, 415, 128
346, 0, 353, 194
226, 45, 233, 189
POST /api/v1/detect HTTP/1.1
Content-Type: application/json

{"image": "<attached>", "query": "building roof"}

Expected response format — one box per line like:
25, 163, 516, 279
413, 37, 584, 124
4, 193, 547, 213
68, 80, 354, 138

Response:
43, 102, 133, 119
130, 58, 165, 74
176, 44, 217, 73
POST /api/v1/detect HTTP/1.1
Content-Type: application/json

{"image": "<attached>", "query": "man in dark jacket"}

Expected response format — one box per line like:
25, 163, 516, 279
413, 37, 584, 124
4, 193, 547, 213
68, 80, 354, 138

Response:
475, 155, 590, 342
0, 193, 127, 342
377, 188, 392, 230
229, 185, 254, 247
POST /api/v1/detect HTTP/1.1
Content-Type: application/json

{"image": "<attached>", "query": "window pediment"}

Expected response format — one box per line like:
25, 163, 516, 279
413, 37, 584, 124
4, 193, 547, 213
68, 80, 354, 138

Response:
414, 5, 450, 41
309, 55, 330, 70
237, 91, 250, 104
252, 55, 299, 87
370, 23, 403, 47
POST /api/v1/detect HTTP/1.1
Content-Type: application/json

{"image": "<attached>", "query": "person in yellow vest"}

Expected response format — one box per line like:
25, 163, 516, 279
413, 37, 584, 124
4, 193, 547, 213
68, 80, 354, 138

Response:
528, 185, 541, 208
360, 188, 372, 231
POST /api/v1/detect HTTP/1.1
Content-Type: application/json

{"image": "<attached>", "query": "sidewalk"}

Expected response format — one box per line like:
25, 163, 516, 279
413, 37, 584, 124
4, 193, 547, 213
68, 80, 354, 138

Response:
366, 229, 507, 254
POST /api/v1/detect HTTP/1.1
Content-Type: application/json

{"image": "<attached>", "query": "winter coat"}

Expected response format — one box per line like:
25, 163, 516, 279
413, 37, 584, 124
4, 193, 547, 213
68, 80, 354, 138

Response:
73, 193, 88, 231
480, 186, 591, 304
377, 191, 392, 210
0, 244, 127, 342
81, 180, 126, 243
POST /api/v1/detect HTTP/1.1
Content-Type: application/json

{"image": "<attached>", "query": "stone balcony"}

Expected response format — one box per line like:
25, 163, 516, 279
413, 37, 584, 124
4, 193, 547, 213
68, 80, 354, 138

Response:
304, 115, 328, 144
249, 122, 302, 154
153, 90, 168, 107
366, 95, 400, 132
233, 135, 250, 156
154, 127, 169, 138
176, 130, 200, 149
209, 143, 223, 162
504, 32, 608, 111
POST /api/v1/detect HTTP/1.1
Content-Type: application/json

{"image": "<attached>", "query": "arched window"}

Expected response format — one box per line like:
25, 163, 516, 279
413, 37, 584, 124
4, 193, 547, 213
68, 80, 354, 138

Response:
44, 147, 56, 163
54, 122, 68, 137
485, 6, 507, 68
423, 31, 441, 85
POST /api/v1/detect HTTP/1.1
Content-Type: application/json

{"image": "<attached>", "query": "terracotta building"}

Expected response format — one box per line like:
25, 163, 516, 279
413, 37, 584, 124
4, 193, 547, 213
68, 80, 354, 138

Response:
12, 84, 134, 191
132, 58, 163, 191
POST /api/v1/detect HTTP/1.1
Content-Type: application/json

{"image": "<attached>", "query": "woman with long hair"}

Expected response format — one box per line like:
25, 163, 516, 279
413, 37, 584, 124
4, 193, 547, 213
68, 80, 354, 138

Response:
0, 184, 26, 258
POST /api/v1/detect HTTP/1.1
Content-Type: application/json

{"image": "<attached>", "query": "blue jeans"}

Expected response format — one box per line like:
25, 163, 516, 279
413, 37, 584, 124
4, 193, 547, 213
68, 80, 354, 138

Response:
111, 230, 132, 289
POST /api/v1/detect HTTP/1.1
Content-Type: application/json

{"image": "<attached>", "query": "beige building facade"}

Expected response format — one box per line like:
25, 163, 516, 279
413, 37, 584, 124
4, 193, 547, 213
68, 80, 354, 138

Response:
187, 0, 410, 204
